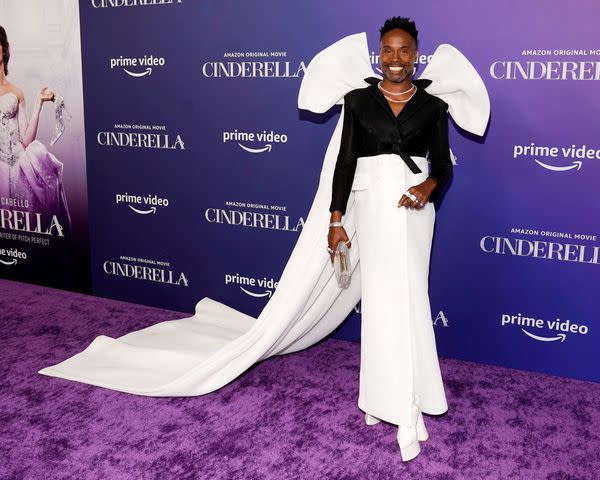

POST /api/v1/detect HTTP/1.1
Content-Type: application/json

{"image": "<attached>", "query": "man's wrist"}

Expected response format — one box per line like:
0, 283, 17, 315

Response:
424, 177, 438, 192
330, 210, 343, 222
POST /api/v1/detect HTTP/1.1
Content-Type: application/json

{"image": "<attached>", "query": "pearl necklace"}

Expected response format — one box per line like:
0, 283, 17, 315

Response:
377, 81, 415, 96
381, 87, 417, 104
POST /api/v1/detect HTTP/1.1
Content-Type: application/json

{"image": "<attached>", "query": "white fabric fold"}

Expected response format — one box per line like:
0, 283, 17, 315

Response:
298, 32, 374, 112
419, 43, 490, 136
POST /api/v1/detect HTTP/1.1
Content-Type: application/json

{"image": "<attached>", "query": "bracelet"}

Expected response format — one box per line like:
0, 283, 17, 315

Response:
329, 222, 343, 228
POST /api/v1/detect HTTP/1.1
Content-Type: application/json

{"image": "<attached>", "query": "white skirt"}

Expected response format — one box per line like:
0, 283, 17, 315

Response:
351, 154, 447, 426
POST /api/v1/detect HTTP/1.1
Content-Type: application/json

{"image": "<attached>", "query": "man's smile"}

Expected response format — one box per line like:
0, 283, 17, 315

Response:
388, 66, 404, 73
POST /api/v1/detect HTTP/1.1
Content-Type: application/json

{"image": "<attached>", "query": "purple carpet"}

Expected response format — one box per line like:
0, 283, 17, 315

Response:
1, 279, 599, 480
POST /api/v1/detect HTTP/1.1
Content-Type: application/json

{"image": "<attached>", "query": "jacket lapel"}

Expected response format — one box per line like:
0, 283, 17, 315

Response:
395, 86, 429, 127
365, 78, 431, 131
366, 83, 399, 126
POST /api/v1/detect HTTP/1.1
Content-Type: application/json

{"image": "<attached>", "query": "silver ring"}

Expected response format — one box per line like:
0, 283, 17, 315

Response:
327, 246, 334, 254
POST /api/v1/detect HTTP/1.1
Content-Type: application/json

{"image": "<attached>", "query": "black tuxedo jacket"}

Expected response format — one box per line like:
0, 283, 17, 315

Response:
329, 77, 452, 215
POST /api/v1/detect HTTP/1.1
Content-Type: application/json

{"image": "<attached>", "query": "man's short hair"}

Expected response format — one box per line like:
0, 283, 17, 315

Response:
379, 17, 418, 45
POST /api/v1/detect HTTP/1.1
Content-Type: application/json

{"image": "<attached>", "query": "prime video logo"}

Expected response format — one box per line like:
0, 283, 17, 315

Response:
225, 272, 278, 298
501, 312, 589, 342
0, 246, 26, 266
222, 129, 288, 154
513, 142, 600, 172
109, 55, 166, 77
115, 192, 170, 215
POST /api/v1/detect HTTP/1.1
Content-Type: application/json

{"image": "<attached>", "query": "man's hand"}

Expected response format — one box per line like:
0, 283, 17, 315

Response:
398, 178, 437, 209
328, 227, 351, 263
328, 210, 351, 263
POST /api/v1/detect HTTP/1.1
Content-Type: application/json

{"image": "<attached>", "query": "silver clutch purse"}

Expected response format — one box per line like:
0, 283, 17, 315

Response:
333, 241, 352, 289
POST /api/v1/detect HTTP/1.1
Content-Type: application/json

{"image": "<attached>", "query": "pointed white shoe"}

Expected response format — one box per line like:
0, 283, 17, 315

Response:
414, 395, 429, 442
364, 413, 381, 425
397, 403, 421, 462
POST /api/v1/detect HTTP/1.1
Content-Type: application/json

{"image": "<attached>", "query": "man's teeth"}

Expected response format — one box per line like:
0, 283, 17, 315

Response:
389, 66, 403, 72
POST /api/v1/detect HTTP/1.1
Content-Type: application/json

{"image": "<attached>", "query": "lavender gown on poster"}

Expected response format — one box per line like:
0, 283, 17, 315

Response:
0, 92, 71, 234
39, 34, 489, 416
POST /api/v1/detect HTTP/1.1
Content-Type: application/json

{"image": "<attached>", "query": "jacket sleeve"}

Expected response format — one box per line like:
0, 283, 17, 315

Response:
427, 103, 452, 191
329, 100, 358, 215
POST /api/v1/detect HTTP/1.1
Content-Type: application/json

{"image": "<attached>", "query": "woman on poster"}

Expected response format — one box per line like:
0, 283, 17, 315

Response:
0, 26, 71, 234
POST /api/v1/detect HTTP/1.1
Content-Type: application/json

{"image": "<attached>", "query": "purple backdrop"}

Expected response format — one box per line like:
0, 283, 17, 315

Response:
74, 0, 599, 382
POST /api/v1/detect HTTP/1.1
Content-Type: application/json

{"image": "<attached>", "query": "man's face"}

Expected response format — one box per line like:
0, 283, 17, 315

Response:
379, 29, 418, 83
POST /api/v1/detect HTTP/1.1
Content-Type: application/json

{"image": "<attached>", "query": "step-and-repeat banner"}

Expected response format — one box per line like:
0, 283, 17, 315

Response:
1, 0, 598, 383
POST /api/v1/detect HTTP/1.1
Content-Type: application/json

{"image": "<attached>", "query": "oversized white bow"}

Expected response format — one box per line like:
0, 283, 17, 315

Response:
299, 32, 490, 136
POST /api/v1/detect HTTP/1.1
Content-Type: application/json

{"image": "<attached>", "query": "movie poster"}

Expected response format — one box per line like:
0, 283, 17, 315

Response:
0, 0, 90, 292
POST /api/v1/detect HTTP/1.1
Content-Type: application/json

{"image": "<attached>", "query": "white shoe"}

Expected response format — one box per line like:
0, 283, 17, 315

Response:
397, 403, 421, 462
365, 413, 381, 425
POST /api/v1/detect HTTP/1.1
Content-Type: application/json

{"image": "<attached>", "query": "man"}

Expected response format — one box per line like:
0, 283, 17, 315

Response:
327, 17, 452, 461
38, 21, 488, 465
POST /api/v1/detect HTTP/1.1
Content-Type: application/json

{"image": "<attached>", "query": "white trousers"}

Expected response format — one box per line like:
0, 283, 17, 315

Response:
352, 154, 447, 426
